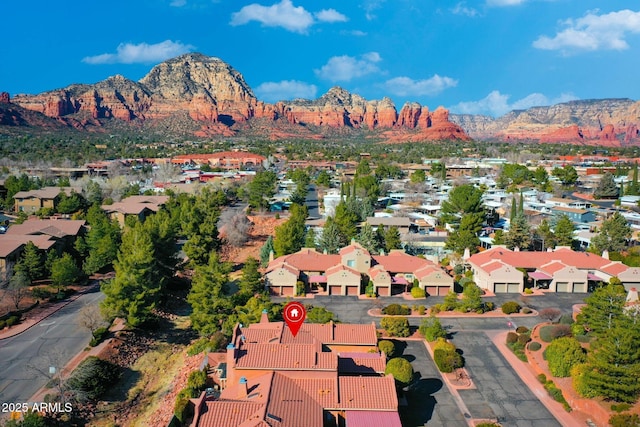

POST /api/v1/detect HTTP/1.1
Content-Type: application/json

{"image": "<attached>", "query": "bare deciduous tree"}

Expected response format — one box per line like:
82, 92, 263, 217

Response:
77, 304, 107, 334
8, 271, 30, 310
219, 210, 252, 247
539, 308, 562, 322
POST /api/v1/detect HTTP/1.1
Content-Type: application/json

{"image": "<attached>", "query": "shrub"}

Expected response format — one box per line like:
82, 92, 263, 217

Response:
543, 380, 572, 411
550, 324, 572, 340
571, 363, 597, 398
380, 317, 410, 337
365, 281, 375, 297
295, 281, 306, 296
528, 341, 542, 351
433, 346, 464, 373
609, 413, 640, 427
174, 389, 194, 423
517, 333, 531, 345
431, 304, 442, 314
0, 320, 5, 329
483, 301, 495, 312
611, 403, 632, 413
417, 305, 426, 315
385, 357, 414, 385
89, 327, 109, 347
524, 288, 533, 294
515, 326, 529, 334
5, 315, 20, 327
506, 332, 519, 344
378, 340, 395, 358
537, 373, 547, 384
67, 356, 120, 401
187, 332, 228, 356
382, 304, 411, 316
544, 337, 586, 377
522, 307, 532, 314
501, 301, 521, 315
411, 286, 426, 299
419, 317, 447, 342
442, 291, 460, 311
31, 287, 54, 301
539, 325, 555, 343
539, 308, 562, 322
559, 314, 574, 325
187, 370, 207, 394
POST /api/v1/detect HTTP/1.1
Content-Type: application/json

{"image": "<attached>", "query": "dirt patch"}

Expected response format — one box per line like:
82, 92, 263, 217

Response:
220, 213, 286, 264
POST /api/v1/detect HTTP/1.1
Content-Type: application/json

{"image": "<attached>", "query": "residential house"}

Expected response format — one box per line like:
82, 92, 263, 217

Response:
101, 195, 169, 226
0, 234, 56, 283
266, 243, 452, 297
365, 216, 412, 234
13, 187, 76, 213
551, 206, 596, 224
190, 314, 400, 427
469, 246, 640, 293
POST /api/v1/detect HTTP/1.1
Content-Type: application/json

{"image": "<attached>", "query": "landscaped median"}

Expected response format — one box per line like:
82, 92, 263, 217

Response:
368, 300, 538, 318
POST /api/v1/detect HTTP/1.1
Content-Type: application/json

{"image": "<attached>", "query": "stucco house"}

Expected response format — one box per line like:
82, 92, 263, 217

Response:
468, 246, 640, 293
265, 243, 453, 297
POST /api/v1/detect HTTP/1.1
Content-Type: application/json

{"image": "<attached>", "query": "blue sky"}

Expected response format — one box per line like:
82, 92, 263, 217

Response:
2, 1, 640, 117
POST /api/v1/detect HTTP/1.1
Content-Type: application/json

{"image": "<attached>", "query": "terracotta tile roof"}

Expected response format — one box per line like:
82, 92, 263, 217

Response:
265, 373, 324, 427
6, 219, 85, 238
13, 187, 75, 200
344, 411, 403, 427
240, 327, 282, 344
469, 247, 613, 272
280, 323, 331, 344
339, 242, 371, 256
539, 261, 569, 275
325, 263, 360, 276
414, 265, 442, 279
600, 262, 629, 276
195, 401, 266, 427
480, 260, 508, 274
372, 251, 432, 274
102, 202, 159, 215
265, 262, 299, 276
120, 195, 169, 205
338, 375, 398, 410
248, 321, 377, 346
267, 249, 340, 273
332, 323, 377, 345
235, 343, 337, 371
284, 373, 338, 409
368, 265, 388, 279
338, 353, 386, 374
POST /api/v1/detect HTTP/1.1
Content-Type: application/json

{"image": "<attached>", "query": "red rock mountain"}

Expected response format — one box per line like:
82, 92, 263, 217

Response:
8, 53, 468, 141
451, 99, 640, 145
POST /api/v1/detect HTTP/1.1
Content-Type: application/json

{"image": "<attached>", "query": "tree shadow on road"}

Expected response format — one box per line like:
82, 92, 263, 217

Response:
400, 377, 443, 426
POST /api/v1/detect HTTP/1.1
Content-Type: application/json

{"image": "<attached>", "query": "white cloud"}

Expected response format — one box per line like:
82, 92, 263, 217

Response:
382, 75, 458, 97
534, 9, 640, 52
82, 40, 195, 64
361, 0, 386, 20
487, 0, 525, 6
230, 0, 347, 34
451, 90, 578, 116
315, 52, 382, 82
255, 80, 317, 102
451, 2, 479, 17
315, 9, 348, 23
341, 30, 367, 37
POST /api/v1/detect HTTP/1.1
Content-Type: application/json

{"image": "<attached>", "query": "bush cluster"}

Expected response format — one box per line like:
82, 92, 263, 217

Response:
419, 317, 447, 342
0, 315, 20, 329
381, 317, 410, 337
174, 369, 208, 423
67, 356, 120, 401
378, 340, 395, 358
433, 338, 464, 373
385, 357, 414, 385
506, 330, 530, 362
543, 337, 586, 377
187, 332, 228, 356
382, 304, 411, 315
528, 341, 542, 351
609, 413, 640, 427
410, 286, 426, 299
542, 379, 572, 412
89, 327, 109, 347
501, 301, 521, 314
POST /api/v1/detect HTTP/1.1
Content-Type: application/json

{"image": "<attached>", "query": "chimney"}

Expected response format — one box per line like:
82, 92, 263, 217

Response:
547, 247, 552, 252
260, 308, 269, 324
514, 247, 520, 252
602, 250, 609, 260
226, 343, 237, 386
463, 248, 470, 260
238, 377, 248, 399
380, 249, 385, 256
627, 287, 639, 303
269, 250, 274, 262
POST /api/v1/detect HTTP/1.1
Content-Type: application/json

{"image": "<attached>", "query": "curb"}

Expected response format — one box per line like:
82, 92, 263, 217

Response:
0, 283, 99, 341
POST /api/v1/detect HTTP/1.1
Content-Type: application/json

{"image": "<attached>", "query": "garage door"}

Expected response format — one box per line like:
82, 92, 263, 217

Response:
556, 282, 570, 293
426, 287, 437, 296
377, 287, 390, 296
573, 282, 587, 293
329, 285, 342, 295
507, 283, 520, 293
347, 286, 359, 296
495, 283, 507, 293
438, 287, 451, 296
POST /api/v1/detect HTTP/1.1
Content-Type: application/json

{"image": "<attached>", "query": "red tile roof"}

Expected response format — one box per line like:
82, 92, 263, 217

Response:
195, 401, 266, 427
338, 375, 398, 410
264, 373, 325, 427
326, 263, 360, 276
539, 261, 568, 275
368, 265, 389, 279
338, 353, 386, 374
601, 262, 629, 276
235, 343, 337, 371
267, 249, 340, 273
339, 242, 370, 256
345, 411, 403, 427
372, 251, 433, 274
481, 260, 508, 274
0, 234, 56, 257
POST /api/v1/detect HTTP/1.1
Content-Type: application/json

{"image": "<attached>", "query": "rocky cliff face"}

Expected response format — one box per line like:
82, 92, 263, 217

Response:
451, 98, 640, 144
8, 53, 467, 140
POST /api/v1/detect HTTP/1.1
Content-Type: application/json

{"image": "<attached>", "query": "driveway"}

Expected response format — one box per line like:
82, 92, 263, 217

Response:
450, 331, 561, 427
399, 340, 467, 427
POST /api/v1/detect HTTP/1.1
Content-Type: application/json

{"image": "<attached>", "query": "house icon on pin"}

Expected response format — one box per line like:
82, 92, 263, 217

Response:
291, 308, 299, 318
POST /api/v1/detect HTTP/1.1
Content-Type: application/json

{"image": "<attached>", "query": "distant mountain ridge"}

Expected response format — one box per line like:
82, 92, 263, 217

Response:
450, 98, 640, 145
4, 53, 468, 141
3, 53, 640, 144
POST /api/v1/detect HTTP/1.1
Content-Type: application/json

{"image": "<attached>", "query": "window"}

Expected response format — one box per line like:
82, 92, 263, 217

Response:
347, 260, 355, 267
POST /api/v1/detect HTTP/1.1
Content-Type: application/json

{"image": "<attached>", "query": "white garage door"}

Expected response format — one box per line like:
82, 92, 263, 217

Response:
556, 282, 570, 292
495, 283, 507, 293
507, 283, 520, 293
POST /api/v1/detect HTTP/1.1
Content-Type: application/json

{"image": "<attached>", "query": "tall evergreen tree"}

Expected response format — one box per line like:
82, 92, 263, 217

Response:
259, 236, 275, 267
15, 242, 44, 283
273, 204, 308, 256
589, 212, 631, 254
510, 196, 517, 224
554, 214, 575, 247
319, 217, 345, 254
384, 226, 402, 252
504, 213, 531, 250
445, 213, 482, 254
575, 282, 627, 336
357, 223, 379, 254
594, 172, 619, 199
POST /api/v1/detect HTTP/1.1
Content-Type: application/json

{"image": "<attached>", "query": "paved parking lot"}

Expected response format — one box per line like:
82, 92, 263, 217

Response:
451, 331, 561, 427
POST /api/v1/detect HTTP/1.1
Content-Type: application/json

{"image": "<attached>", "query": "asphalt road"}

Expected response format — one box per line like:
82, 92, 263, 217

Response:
0, 288, 103, 404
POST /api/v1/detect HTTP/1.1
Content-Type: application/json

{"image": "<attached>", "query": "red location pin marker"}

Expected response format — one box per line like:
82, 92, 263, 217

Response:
283, 301, 306, 337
